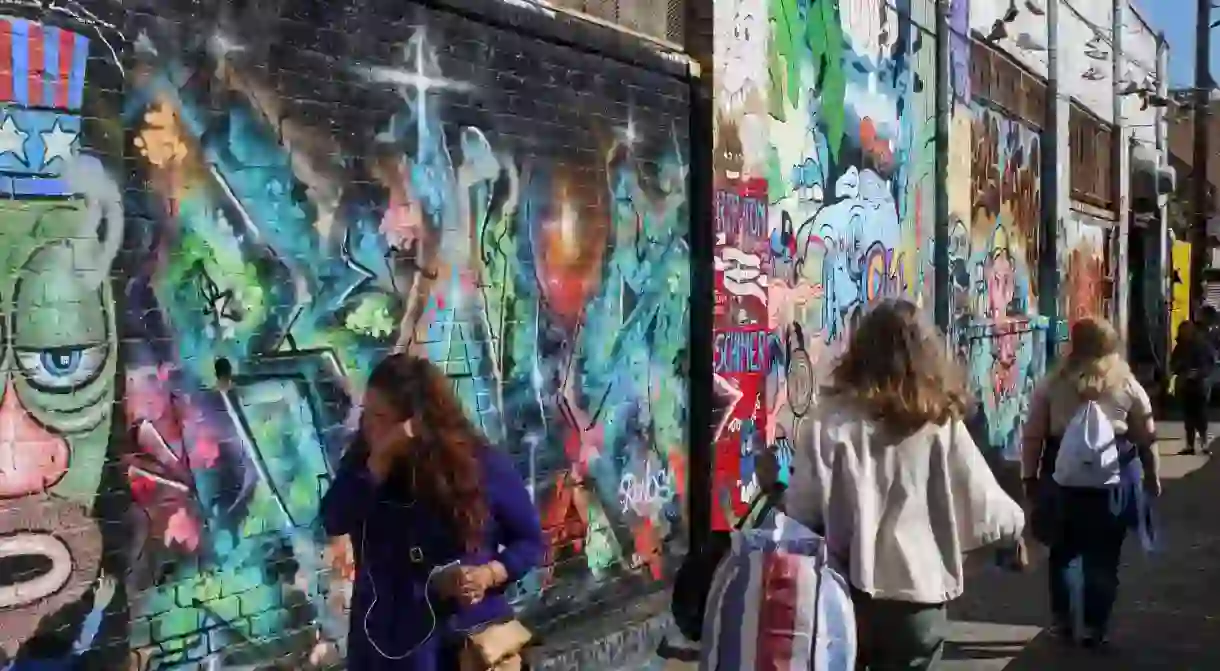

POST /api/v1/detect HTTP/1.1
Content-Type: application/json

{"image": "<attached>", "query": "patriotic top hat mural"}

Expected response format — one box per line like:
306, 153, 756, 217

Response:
0, 16, 89, 197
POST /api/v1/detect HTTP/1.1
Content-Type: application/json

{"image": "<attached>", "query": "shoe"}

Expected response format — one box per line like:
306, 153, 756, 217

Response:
1082, 634, 1110, 652
1179, 448, 1198, 455
1048, 622, 1074, 644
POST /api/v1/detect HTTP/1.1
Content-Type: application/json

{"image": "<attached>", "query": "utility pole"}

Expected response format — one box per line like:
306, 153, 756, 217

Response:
1114, 0, 1130, 345
1191, 0, 1212, 320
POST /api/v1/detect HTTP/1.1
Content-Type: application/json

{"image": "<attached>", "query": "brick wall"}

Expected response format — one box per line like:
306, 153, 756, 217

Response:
0, 1, 690, 667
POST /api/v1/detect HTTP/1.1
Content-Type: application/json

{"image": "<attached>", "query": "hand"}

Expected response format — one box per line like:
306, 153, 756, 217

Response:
1021, 477, 1039, 503
444, 563, 504, 606
93, 574, 117, 610
1144, 476, 1162, 498
435, 564, 466, 601
456, 565, 497, 606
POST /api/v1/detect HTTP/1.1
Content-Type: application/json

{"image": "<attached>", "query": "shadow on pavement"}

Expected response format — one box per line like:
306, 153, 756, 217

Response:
947, 452, 1220, 669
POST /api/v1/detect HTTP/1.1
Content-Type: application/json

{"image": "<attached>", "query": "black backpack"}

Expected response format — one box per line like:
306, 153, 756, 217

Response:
670, 485, 784, 641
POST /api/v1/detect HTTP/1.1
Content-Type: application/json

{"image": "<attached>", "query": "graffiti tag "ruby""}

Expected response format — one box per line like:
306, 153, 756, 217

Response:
617, 463, 675, 516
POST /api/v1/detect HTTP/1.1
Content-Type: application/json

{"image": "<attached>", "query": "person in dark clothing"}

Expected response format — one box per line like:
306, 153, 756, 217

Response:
1171, 321, 1215, 455
321, 354, 544, 670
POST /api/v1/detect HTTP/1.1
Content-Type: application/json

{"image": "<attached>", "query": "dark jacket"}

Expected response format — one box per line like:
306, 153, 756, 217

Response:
1171, 334, 1216, 393
320, 442, 544, 670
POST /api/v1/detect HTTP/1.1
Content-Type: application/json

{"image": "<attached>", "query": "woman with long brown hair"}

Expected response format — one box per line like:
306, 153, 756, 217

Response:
321, 354, 543, 670
786, 299, 1024, 670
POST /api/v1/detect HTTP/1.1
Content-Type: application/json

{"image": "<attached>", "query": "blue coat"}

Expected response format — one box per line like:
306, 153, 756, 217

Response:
320, 442, 544, 670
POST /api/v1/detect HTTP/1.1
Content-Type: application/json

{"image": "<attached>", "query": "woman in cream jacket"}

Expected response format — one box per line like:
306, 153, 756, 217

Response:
786, 300, 1025, 670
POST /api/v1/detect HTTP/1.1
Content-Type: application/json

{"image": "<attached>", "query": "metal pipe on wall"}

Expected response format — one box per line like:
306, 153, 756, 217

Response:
1114, 0, 1130, 345
1192, 0, 1212, 319
934, 0, 951, 336
1042, 0, 1067, 362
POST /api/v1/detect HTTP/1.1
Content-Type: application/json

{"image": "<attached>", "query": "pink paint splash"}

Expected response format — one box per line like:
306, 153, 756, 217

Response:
985, 250, 1018, 395
192, 435, 221, 469
125, 366, 182, 444
378, 161, 424, 250
768, 280, 823, 330
164, 507, 200, 552
130, 475, 157, 505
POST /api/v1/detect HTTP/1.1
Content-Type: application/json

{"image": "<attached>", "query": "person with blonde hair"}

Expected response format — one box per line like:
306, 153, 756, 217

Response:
1021, 316, 1161, 651
786, 299, 1025, 670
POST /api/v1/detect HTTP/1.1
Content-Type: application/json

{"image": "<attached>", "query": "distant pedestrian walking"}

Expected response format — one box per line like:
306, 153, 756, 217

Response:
1170, 320, 1215, 455
786, 299, 1024, 670
1021, 317, 1162, 651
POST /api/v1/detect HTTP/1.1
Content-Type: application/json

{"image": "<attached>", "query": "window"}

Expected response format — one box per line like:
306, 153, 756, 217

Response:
1069, 105, 1114, 209
549, 0, 684, 45
969, 40, 1046, 129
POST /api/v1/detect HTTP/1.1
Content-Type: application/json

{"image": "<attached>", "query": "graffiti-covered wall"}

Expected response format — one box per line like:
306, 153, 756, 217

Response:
1060, 212, 1113, 328
711, 0, 939, 527
948, 102, 1046, 459
0, 1, 690, 668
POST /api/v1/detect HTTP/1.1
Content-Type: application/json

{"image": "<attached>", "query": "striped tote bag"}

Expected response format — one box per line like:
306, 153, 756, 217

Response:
699, 513, 856, 671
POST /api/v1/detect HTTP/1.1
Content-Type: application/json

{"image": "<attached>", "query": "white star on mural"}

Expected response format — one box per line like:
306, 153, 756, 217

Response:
0, 115, 29, 162
41, 120, 78, 168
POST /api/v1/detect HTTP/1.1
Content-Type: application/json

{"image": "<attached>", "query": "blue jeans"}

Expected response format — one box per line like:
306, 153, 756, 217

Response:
1048, 487, 1127, 636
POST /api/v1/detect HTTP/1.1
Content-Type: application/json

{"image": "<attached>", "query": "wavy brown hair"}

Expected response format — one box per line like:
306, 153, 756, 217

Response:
366, 353, 488, 552
828, 299, 972, 433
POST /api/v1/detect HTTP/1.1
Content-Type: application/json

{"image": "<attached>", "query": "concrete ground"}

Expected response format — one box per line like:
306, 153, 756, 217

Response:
944, 421, 1219, 670
655, 421, 1219, 670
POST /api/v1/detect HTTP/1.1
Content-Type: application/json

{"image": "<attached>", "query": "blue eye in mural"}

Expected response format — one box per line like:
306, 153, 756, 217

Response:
15, 345, 108, 391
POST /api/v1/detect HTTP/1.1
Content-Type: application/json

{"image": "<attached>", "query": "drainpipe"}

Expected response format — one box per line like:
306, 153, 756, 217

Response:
1042, 0, 1067, 363
1114, 0, 1130, 345
934, 0, 950, 335
1156, 32, 1170, 373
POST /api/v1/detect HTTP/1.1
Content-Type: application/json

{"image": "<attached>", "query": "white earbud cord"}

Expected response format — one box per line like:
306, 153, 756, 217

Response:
361, 521, 460, 660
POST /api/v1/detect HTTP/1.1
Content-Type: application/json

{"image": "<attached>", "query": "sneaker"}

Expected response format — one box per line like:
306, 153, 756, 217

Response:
1179, 447, 1198, 455
1048, 622, 1074, 644
1082, 633, 1110, 652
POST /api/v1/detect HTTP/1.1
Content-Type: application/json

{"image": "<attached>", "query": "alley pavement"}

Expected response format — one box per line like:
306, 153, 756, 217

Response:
945, 421, 1220, 670
654, 421, 1219, 670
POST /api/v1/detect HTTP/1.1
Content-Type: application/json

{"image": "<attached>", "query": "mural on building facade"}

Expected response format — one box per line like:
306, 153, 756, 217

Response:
711, 0, 938, 526
0, 4, 689, 669
0, 8, 124, 667
1061, 214, 1111, 327
711, 179, 769, 529
948, 102, 1045, 459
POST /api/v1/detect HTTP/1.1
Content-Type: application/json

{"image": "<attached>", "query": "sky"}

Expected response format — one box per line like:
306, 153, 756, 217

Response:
1135, 0, 1214, 87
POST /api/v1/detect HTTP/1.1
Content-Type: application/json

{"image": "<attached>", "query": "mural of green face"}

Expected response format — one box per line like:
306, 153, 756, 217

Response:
0, 197, 117, 501
0, 181, 118, 652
